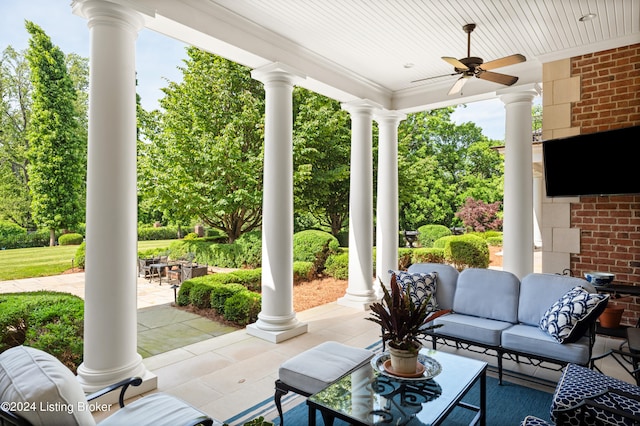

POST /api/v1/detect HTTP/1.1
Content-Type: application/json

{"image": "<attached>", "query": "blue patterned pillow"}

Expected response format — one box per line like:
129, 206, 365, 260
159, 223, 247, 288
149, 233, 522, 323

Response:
539, 286, 609, 343
389, 270, 438, 312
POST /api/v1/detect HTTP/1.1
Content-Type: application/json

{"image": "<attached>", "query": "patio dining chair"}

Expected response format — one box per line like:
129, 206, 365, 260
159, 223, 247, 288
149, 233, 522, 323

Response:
0, 345, 218, 426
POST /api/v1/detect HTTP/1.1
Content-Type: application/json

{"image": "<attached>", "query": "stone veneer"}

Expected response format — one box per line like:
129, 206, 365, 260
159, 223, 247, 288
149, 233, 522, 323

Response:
541, 44, 640, 325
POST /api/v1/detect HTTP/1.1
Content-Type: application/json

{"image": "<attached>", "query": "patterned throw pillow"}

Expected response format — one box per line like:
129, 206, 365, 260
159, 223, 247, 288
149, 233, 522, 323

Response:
389, 270, 438, 312
539, 286, 609, 344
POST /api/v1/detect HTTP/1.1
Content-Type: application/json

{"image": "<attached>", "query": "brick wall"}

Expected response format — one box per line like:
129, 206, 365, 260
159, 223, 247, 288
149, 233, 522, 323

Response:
569, 43, 640, 325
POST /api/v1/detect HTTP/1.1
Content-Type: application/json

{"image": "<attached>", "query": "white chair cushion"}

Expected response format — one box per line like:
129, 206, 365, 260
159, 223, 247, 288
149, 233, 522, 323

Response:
99, 393, 217, 426
278, 341, 373, 394
0, 345, 96, 426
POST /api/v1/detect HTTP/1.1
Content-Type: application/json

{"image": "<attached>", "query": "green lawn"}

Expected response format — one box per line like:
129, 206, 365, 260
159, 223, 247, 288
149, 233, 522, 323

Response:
0, 240, 175, 281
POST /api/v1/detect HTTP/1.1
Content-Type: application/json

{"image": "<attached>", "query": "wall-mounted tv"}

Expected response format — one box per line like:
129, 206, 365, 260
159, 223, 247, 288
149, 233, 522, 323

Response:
542, 126, 640, 197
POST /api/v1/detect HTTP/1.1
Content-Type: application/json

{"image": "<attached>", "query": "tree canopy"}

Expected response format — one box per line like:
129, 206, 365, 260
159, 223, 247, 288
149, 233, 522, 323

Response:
137, 48, 265, 242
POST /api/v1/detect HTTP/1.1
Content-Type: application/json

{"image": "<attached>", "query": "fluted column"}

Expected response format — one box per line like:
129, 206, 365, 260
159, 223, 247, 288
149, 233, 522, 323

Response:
72, 0, 154, 394
375, 111, 406, 291
499, 85, 541, 279
338, 100, 380, 309
247, 63, 307, 343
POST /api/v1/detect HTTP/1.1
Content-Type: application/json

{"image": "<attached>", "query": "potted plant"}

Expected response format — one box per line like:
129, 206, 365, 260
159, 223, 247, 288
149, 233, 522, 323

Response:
366, 274, 450, 375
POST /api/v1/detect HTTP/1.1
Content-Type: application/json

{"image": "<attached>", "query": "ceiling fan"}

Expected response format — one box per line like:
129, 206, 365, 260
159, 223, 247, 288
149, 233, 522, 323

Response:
413, 23, 526, 95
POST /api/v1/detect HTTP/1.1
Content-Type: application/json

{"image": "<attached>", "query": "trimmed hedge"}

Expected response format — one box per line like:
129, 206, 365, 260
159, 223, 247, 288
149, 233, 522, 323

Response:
138, 225, 186, 241
417, 224, 451, 248
58, 233, 83, 246
411, 248, 445, 264
437, 234, 490, 270
0, 291, 84, 372
176, 272, 263, 326
169, 240, 242, 268
293, 230, 339, 274
325, 251, 349, 280
74, 242, 86, 269
293, 261, 314, 283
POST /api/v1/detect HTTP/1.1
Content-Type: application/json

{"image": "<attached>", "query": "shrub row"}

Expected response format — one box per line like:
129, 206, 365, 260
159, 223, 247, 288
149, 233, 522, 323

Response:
138, 225, 188, 241
0, 291, 84, 372
58, 233, 83, 246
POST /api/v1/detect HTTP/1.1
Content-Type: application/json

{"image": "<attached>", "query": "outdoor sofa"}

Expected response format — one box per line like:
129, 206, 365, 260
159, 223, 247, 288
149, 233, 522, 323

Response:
402, 263, 609, 383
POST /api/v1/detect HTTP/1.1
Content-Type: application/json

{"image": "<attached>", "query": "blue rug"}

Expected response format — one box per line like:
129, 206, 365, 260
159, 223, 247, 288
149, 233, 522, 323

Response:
270, 375, 553, 425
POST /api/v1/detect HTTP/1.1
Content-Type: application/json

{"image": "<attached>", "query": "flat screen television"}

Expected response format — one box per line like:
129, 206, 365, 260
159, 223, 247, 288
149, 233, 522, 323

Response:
542, 126, 640, 197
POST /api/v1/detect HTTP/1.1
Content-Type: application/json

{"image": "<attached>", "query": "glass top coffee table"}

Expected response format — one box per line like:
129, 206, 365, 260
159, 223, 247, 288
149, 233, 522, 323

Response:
307, 349, 487, 426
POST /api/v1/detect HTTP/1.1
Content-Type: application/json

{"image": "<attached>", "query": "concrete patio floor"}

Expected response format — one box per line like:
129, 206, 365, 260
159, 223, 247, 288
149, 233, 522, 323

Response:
1, 263, 637, 424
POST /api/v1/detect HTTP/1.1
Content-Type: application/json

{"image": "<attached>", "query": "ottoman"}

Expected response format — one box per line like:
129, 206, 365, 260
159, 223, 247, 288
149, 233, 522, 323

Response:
274, 341, 374, 425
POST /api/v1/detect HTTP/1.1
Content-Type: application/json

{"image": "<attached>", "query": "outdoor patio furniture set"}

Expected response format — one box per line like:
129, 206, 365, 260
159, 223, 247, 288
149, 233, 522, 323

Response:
138, 253, 208, 285
407, 263, 608, 384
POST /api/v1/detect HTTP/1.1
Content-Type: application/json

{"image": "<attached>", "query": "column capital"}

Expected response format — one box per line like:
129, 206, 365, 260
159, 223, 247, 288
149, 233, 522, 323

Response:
341, 99, 382, 116
251, 62, 306, 87
374, 109, 407, 125
72, 0, 145, 34
498, 83, 542, 105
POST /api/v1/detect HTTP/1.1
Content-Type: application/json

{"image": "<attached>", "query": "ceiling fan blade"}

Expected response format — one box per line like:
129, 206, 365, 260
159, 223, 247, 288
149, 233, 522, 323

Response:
411, 72, 458, 83
480, 54, 526, 71
448, 76, 469, 95
442, 56, 469, 71
477, 70, 519, 86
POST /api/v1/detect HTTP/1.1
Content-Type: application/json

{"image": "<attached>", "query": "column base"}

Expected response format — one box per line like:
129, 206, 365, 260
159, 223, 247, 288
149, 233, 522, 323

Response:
85, 370, 158, 406
337, 293, 377, 310
246, 321, 308, 343
77, 353, 150, 393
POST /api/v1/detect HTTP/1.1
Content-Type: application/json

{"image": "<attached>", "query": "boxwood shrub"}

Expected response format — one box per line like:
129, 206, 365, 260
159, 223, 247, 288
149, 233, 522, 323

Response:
417, 224, 451, 248
169, 240, 242, 268
210, 283, 246, 313
224, 291, 261, 326
411, 248, 445, 264
324, 251, 349, 280
0, 291, 84, 372
442, 234, 490, 270
293, 261, 314, 283
74, 242, 86, 269
58, 233, 83, 246
293, 230, 339, 274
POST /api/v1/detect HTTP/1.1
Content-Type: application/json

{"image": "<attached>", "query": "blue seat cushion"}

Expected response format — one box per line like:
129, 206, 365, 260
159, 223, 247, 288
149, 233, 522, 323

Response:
433, 313, 511, 347
501, 324, 591, 365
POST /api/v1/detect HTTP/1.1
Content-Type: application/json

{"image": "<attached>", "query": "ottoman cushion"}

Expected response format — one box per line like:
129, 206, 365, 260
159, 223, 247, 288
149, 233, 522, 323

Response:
278, 341, 374, 394
551, 363, 640, 425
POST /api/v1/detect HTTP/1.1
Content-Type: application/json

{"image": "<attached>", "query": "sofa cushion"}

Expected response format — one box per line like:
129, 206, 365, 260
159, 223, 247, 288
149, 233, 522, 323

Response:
433, 313, 512, 346
453, 268, 520, 323
390, 270, 438, 311
501, 324, 591, 365
518, 273, 596, 327
407, 263, 458, 311
0, 345, 96, 426
539, 286, 609, 343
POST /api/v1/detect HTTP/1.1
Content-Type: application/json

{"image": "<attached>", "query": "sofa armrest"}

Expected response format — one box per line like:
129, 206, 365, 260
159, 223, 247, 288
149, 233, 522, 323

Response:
85, 377, 143, 408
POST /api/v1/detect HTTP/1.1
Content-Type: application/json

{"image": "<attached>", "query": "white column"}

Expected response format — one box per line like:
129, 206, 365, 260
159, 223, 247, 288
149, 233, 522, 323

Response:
374, 111, 406, 291
499, 85, 541, 279
247, 63, 307, 343
72, 0, 154, 394
338, 100, 380, 309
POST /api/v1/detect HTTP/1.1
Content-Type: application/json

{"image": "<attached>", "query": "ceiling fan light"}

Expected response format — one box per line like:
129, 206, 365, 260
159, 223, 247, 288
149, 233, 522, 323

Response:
579, 13, 597, 22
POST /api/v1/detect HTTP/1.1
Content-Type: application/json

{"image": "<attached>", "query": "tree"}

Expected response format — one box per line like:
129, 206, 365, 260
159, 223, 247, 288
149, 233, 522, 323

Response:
24, 21, 85, 245
138, 47, 264, 242
455, 197, 502, 232
293, 88, 351, 236
0, 46, 33, 228
397, 108, 503, 230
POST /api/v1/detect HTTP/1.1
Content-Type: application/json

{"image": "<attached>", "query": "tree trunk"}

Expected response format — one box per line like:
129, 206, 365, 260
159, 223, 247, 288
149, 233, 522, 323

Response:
49, 228, 56, 246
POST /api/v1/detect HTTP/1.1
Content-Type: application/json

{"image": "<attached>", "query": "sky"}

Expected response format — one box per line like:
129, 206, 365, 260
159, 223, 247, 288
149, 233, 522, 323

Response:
1, 0, 520, 141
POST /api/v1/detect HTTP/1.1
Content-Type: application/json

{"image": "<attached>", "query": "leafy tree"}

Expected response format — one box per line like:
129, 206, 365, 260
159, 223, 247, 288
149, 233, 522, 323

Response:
455, 197, 503, 232
24, 21, 85, 245
293, 88, 351, 236
0, 46, 33, 228
138, 48, 264, 242
397, 108, 503, 230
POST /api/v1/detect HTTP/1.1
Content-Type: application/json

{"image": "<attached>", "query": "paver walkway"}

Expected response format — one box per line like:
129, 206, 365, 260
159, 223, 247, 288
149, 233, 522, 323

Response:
0, 271, 237, 357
